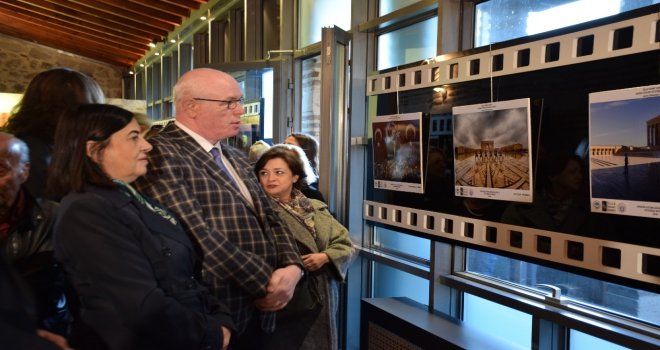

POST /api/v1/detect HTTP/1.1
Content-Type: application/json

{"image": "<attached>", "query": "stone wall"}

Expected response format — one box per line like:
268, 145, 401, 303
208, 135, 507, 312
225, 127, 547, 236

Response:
0, 33, 125, 98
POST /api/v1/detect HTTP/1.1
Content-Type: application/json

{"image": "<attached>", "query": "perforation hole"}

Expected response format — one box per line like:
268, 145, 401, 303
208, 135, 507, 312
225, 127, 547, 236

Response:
464, 222, 474, 238
510, 231, 523, 248
485, 227, 497, 243
602, 247, 621, 269
576, 35, 594, 56
537, 235, 551, 254
567, 241, 584, 261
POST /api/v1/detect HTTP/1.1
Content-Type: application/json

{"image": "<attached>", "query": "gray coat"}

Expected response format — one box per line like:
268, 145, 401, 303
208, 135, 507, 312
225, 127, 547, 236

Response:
265, 198, 355, 350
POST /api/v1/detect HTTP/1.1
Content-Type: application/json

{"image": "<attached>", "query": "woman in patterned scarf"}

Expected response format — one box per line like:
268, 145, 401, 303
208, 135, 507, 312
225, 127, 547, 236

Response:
254, 144, 355, 350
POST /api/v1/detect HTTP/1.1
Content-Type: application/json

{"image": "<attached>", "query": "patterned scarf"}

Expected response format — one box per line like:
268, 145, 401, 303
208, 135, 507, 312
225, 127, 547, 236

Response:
113, 179, 178, 226
273, 188, 317, 237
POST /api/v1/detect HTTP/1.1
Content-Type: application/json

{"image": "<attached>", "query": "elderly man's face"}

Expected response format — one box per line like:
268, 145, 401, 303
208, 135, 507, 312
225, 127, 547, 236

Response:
0, 143, 28, 213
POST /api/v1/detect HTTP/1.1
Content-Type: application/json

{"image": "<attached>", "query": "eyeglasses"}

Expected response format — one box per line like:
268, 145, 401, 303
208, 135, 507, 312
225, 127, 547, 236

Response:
193, 97, 244, 110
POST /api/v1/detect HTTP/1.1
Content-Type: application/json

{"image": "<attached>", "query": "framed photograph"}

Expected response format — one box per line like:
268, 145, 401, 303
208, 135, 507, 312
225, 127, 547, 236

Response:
452, 98, 533, 203
589, 84, 660, 218
372, 112, 425, 193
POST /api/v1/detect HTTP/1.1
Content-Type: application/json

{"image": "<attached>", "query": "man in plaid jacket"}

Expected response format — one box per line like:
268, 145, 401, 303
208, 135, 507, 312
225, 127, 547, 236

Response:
135, 68, 303, 349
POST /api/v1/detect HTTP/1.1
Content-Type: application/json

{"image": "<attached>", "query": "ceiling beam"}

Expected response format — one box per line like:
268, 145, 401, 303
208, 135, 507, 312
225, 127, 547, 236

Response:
0, 11, 138, 66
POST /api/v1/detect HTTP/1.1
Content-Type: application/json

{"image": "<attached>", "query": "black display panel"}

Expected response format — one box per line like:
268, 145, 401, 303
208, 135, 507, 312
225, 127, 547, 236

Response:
366, 50, 660, 248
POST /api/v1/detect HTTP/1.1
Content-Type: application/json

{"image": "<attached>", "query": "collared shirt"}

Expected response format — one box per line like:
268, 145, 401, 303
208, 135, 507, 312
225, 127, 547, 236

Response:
175, 121, 254, 207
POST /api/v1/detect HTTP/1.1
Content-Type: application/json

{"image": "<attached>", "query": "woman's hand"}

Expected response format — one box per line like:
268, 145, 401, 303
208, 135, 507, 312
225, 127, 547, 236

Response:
36, 329, 71, 350
221, 326, 231, 350
302, 253, 329, 272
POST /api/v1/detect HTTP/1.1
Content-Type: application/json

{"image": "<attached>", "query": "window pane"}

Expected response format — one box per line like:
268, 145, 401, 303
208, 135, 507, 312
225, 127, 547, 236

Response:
301, 55, 321, 140
475, 0, 659, 47
464, 293, 532, 348
299, 0, 351, 47
373, 262, 429, 305
374, 227, 430, 260
466, 250, 660, 326
262, 69, 273, 139
379, 0, 422, 16
570, 330, 630, 350
377, 17, 437, 71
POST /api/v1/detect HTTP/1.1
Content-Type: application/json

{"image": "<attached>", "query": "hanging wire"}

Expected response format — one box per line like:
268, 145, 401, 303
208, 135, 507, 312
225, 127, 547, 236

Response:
489, 43, 494, 103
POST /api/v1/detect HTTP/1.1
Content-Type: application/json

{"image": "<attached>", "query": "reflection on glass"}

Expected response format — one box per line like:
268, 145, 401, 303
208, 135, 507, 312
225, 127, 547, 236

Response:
475, 0, 658, 47
224, 68, 274, 153
299, 0, 351, 47
570, 330, 630, 350
464, 293, 532, 348
466, 249, 660, 325
374, 227, 430, 260
301, 55, 322, 140
379, 0, 422, 16
372, 262, 429, 305
377, 17, 438, 71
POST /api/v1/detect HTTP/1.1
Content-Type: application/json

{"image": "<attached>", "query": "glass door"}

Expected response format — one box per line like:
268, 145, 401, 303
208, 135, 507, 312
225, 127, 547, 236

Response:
203, 59, 291, 154
319, 26, 351, 221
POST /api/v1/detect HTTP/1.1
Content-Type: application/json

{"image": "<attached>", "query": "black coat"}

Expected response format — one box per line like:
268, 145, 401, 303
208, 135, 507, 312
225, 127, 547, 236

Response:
54, 185, 233, 350
1, 190, 68, 335
0, 250, 60, 350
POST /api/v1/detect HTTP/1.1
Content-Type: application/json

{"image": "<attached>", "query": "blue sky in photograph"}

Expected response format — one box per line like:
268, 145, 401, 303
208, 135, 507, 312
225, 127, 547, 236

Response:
590, 95, 660, 146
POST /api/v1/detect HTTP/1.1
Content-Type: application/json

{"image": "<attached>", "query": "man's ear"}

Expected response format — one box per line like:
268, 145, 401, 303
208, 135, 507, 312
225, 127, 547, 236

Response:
185, 99, 200, 117
18, 162, 30, 184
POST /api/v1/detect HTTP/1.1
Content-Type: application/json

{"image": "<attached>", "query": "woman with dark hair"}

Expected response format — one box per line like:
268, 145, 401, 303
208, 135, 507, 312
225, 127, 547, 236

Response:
49, 104, 233, 350
284, 133, 325, 201
254, 144, 354, 350
4, 68, 105, 197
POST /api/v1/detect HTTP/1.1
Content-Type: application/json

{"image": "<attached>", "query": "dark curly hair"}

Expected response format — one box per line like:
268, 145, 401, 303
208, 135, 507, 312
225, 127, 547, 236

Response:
254, 144, 315, 192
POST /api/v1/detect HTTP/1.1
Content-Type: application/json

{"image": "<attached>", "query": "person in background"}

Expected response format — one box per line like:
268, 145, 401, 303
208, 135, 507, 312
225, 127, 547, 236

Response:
255, 144, 355, 350
501, 150, 592, 233
0, 132, 69, 336
144, 124, 164, 139
134, 68, 303, 349
248, 140, 271, 164
284, 133, 325, 202
48, 104, 233, 350
3, 68, 105, 198
134, 112, 152, 134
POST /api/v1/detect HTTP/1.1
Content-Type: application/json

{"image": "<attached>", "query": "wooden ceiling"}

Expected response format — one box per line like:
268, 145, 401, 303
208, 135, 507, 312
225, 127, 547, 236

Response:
0, 0, 208, 68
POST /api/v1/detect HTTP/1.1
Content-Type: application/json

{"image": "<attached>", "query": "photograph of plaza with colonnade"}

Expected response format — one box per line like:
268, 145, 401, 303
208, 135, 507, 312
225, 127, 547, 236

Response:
453, 98, 533, 202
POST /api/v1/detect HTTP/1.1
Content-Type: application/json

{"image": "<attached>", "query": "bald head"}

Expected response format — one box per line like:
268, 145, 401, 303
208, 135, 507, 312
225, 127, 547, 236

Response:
171, 68, 245, 143
0, 132, 29, 167
173, 68, 236, 113
0, 132, 30, 212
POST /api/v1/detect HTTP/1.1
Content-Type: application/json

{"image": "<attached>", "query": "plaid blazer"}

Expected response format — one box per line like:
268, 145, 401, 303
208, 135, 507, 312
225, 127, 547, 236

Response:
134, 124, 302, 334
